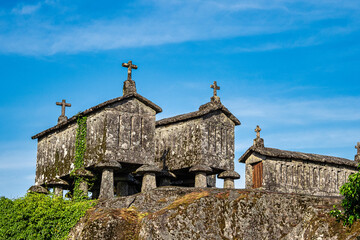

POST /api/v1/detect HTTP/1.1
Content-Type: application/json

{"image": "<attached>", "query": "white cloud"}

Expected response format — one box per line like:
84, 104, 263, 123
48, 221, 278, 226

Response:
226, 96, 360, 125
229, 95, 360, 160
0, 149, 36, 170
0, 0, 359, 55
11, 3, 41, 15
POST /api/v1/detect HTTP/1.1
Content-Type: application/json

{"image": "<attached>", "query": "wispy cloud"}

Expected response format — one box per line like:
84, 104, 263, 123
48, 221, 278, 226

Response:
230, 95, 360, 160
226, 96, 360, 125
0, 148, 36, 170
0, 0, 359, 55
11, 3, 42, 15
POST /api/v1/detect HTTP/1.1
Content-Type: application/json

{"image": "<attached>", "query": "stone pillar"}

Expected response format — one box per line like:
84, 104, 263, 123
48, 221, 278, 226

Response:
207, 174, 216, 187
27, 185, 49, 194
72, 168, 94, 199
79, 180, 89, 196
218, 170, 240, 189
189, 165, 212, 188
54, 187, 63, 197
47, 178, 69, 198
142, 172, 157, 192
99, 168, 114, 199
135, 165, 161, 193
224, 178, 235, 189
95, 161, 122, 200
195, 172, 207, 188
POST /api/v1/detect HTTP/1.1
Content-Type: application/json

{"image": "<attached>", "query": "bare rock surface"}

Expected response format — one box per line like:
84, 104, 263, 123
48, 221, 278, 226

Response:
69, 187, 360, 240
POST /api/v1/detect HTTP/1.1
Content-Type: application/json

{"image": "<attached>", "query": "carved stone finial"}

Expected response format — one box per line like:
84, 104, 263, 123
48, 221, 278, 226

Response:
355, 142, 360, 163
255, 125, 261, 138
210, 81, 220, 102
56, 99, 71, 124
356, 142, 360, 154
253, 125, 264, 148
122, 60, 138, 95
122, 60, 138, 81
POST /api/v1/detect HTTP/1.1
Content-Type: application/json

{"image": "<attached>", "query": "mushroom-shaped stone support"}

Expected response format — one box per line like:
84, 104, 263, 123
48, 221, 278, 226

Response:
73, 168, 95, 197
47, 178, 69, 197
218, 170, 240, 189
95, 161, 122, 199
189, 165, 212, 188
135, 165, 161, 192
28, 185, 49, 194
158, 170, 176, 187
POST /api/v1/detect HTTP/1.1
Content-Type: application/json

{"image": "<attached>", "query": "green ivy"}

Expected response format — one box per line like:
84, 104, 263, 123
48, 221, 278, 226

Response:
71, 115, 89, 201
330, 165, 360, 226
0, 193, 96, 240
74, 115, 87, 170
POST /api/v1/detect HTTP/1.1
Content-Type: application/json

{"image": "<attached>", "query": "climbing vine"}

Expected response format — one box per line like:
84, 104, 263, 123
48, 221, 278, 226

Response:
75, 115, 87, 169
330, 164, 360, 226
71, 115, 88, 201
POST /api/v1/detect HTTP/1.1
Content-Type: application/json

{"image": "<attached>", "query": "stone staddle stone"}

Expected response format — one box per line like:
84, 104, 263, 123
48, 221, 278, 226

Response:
218, 170, 240, 189
189, 165, 212, 188
73, 168, 94, 178
95, 160, 122, 170
73, 169, 94, 197
95, 161, 121, 200
47, 178, 70, 188
189, 165, 212, 173
218, 170, 240, 179
99, 169, 114, 199
47, 178, 69, 197
135, 165, 161, 175
136, 165, 161, 192
28, 185, 49, 194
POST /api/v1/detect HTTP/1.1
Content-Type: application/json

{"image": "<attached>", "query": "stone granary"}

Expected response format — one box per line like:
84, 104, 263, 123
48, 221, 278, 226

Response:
239, 126, 359, 196
29, 61, 240, 199
155, 80, 240, 188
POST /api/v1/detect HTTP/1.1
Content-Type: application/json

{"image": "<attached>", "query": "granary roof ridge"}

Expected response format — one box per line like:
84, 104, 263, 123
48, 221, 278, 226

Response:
155, 100, 241, 127
31, 92, 162, 140
238, 145, 358, 168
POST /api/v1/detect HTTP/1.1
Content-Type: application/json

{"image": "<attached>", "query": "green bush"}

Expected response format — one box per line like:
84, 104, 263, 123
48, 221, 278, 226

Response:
0, 193, 96, 240
330, 170, 360, 226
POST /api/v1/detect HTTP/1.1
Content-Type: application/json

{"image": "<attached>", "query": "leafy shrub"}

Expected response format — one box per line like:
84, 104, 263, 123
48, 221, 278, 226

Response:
0, 193, 96, 240
330, 170, 360, 226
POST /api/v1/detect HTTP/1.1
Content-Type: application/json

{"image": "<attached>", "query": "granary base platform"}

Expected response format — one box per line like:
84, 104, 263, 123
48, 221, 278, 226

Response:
68, 187, 360, 240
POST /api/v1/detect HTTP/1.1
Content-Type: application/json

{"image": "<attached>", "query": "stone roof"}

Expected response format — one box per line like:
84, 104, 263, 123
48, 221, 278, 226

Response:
31, 92, 162, 139
238, 145, 358, 168
156, 101, 240, 127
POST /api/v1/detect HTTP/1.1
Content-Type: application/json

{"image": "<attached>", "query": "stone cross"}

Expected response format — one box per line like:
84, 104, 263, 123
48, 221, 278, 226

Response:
210, 81, 220, 97
122, 60, 138, 80
255, 125, 261, 138
56, 99, 71, 117
356, 142, 360, 155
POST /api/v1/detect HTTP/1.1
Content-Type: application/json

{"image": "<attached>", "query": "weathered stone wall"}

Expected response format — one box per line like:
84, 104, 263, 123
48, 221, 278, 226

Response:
155, 111, 235, 172
36, 122, 77, 185
35, 97, 156, 185
68, 187, 360, 240
245, 153, 357, 196
96, 98, 156, 166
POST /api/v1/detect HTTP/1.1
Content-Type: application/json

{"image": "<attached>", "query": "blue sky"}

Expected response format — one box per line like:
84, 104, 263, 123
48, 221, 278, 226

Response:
1, 0, 360, 198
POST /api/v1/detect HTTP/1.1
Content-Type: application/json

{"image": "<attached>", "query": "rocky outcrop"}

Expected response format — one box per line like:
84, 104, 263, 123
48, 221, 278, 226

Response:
69, 187, 360, 240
